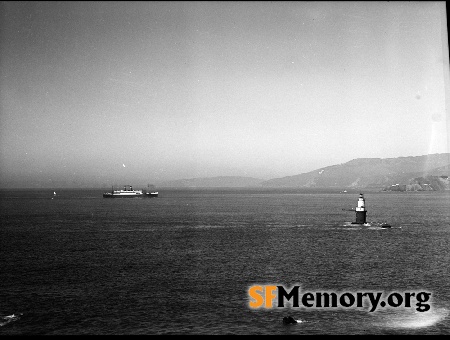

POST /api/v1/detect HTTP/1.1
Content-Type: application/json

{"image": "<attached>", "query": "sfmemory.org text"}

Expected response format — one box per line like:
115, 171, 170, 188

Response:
248, 285, 431, 312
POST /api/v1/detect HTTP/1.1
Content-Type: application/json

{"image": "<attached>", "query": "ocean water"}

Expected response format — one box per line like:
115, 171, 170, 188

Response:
1, 188, 449, 335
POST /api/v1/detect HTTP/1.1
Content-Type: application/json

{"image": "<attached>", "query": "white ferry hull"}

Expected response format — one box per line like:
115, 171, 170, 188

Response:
103, 185, 143, 198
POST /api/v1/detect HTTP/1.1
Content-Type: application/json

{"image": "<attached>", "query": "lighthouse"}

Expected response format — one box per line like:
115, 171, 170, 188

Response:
354, 193, 367, 224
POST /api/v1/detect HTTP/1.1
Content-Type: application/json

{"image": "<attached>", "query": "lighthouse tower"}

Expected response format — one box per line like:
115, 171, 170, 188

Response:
355, 193, 367, 224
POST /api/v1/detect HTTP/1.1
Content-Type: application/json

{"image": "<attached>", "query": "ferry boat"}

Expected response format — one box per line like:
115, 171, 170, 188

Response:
103, 185, 143, 198
144, 184, 158, 198
145, 191, 158, 198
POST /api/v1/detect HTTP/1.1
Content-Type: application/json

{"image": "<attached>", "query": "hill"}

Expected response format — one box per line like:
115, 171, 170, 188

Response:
260, 153, 450, 190
155, 153, 450, 190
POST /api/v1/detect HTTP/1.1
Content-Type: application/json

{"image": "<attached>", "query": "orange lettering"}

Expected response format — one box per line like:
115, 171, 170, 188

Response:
265, 285, 277, 308
248, 285, 264, 308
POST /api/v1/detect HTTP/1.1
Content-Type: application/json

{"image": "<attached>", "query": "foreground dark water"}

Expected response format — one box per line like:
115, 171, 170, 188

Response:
1, 188, 449, 334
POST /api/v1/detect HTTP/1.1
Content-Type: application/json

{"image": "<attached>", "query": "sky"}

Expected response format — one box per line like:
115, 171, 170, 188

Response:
0, 1, 449, 188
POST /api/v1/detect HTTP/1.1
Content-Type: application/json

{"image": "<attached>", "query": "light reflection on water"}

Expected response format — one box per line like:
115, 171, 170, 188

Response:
375, 306, 449, 331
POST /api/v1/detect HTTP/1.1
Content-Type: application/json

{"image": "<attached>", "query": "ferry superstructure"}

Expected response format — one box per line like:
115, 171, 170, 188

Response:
103, 185, 143, 198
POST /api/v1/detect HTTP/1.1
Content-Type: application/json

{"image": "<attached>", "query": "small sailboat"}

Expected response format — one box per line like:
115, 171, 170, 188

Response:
0, 313, 23, 326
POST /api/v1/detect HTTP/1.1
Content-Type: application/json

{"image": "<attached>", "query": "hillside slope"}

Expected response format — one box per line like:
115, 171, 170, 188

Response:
261, 153, 450, 189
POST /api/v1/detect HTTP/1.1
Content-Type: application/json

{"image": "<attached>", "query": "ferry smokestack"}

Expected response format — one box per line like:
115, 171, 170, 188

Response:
355, 193, 367, 224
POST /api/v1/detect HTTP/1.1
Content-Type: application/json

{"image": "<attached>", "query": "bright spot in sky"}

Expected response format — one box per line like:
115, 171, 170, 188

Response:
123, 164, 126, 167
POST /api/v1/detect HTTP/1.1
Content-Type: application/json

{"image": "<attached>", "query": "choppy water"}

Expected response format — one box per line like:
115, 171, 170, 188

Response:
1, 188, 449, 334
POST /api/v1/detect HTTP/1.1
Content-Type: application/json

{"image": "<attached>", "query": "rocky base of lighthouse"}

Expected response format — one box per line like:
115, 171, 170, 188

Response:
354, 211, 367, 224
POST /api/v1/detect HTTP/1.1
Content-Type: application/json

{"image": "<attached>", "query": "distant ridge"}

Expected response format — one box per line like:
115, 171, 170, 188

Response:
158, 176, 265, 188
156, 153, 449, 190
261, 153, 450, 190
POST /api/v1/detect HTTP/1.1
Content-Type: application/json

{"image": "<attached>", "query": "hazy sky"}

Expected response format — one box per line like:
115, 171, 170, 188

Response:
1, 1, 449, 188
